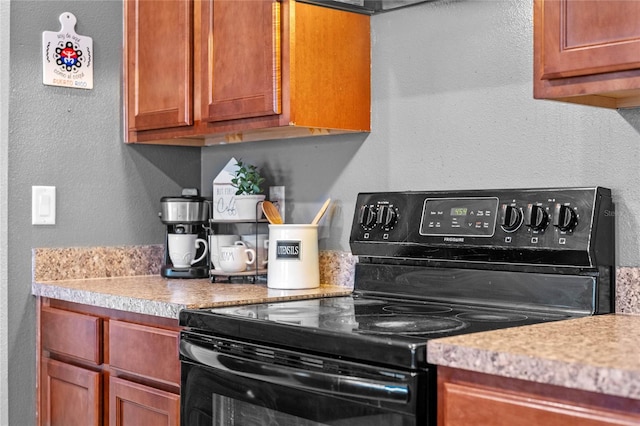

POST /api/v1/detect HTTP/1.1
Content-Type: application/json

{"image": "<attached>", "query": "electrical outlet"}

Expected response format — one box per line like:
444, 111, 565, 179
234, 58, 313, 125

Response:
32, 186, 56, 225
269, 186, 285, 222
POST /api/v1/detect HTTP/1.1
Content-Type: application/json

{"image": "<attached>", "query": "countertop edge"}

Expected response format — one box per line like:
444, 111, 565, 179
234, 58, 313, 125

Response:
427, 315, 640, 400
32, 279, 353, 320
32, 281, 186, 319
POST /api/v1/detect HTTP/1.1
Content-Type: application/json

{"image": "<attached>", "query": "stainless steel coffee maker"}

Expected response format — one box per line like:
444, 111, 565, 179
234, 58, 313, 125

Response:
159, 188, 209, 278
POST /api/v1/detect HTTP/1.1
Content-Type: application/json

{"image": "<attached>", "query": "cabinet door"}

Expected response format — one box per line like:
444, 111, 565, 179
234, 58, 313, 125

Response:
200, 0, 281, 122
539, 0, 640, 79
42, 358, 101, 426
109, 377, 180, 426
124, 0, 193, 131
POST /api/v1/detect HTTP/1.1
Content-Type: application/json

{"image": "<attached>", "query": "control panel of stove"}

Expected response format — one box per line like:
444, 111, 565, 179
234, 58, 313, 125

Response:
350, 187, 614, 268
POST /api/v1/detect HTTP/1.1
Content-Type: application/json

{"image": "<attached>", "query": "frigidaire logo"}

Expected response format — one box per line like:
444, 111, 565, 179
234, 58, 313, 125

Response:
443, 237, 464, 243
276, 240, 301, 259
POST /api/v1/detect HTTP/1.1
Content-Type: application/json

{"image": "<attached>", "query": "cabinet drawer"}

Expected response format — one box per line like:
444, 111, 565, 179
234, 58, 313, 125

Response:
41, 306, 102, 364
109, 320, 180, 386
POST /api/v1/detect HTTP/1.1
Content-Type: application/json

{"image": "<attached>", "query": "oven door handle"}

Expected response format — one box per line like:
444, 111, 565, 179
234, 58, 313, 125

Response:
181, 339, 410, 404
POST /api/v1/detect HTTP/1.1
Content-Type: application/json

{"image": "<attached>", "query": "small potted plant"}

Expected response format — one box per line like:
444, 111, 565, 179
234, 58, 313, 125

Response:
231, 159, 266, 220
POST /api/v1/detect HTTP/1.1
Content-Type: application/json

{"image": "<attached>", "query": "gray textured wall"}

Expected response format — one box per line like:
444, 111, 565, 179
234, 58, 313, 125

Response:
7, 0, 640, 425
7, 1, 200, 424
1, 0, 10, 423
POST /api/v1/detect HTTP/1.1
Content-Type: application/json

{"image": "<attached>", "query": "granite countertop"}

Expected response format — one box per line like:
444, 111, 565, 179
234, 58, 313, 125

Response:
427, 314, 640, 400
33, 275, 352, 319
32, 245, 356, 320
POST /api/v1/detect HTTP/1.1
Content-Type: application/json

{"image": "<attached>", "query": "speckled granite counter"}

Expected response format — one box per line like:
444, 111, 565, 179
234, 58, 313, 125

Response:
32, 245, 355, 320
33, 276, 352, 319
427, 314, 640, 400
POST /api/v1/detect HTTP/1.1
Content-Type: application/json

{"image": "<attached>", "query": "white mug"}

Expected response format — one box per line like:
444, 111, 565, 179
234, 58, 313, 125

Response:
267, 224, 319, 289
209, 234, 240, 270
219, 241, 256, 273
168, 234, 208, 268
240, 234, 269, 268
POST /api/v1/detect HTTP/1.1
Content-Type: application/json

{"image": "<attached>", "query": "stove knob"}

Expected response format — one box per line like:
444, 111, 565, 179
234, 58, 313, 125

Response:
525, 204, 549, 231
500, 204, 523, 232
358, 205, 377, 229
377, 205, 398, 230
553, 204, 578, 232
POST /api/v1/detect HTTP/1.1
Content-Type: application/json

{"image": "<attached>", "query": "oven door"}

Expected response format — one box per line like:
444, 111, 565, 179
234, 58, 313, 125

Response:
180, 331, 432, 426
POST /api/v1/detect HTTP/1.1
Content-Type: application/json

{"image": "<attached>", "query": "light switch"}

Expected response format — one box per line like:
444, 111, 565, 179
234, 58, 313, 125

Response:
32, 186, 56, 225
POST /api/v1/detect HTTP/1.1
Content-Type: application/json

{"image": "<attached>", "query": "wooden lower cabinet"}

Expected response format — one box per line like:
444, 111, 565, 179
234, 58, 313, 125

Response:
438, 367, 640, 426
37, 298, 181, 426
41, 359, 101, 426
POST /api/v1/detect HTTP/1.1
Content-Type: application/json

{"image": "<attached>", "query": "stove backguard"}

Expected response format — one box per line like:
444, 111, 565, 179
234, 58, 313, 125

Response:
349, 187, 614, 314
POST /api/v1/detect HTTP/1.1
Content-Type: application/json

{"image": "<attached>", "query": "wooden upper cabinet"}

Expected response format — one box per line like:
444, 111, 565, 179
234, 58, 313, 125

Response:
534, 0, 640, 108
124, 0, 370, 146
124, 0, 193, 132
201, 0, 281, 122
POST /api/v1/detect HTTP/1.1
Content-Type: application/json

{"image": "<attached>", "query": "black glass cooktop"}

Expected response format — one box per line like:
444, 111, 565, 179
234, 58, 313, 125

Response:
179, 294, 572, 369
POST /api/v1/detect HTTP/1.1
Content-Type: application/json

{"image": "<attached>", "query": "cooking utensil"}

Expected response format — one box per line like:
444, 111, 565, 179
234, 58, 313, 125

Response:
311, 198, 331, 225
262, 201, 284, 224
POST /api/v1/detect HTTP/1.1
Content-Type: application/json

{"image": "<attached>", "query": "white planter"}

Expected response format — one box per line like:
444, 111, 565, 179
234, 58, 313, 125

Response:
234, 194, 266, 221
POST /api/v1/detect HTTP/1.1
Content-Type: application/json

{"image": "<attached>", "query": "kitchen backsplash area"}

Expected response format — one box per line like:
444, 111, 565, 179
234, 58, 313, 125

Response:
33, 246, 164, 281
33, 245, 357, 288
614, 268, 640, 315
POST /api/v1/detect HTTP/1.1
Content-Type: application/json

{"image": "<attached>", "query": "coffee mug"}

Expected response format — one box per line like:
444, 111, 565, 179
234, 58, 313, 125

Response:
209, 234, 240, 270
168, 234, 208, 268
219, 241, 256, 273
240, 234, 269, 268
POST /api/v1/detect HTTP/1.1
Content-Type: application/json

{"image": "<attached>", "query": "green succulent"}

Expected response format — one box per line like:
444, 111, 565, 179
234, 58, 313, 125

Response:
230, 159, 265, 195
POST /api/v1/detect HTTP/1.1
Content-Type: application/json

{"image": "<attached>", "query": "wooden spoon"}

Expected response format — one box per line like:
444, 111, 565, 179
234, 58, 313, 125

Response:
311, 198, 331, 225
262, 201, 283, 224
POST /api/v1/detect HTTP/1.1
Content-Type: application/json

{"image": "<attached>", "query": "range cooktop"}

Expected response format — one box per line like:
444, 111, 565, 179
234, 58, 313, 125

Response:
180, 292, 573, 369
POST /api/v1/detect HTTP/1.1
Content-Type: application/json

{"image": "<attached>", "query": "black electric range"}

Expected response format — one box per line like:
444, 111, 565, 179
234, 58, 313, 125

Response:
178, 187, 614, 426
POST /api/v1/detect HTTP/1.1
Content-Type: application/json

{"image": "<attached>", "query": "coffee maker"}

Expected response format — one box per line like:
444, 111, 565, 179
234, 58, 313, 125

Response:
159, 188, 210, 278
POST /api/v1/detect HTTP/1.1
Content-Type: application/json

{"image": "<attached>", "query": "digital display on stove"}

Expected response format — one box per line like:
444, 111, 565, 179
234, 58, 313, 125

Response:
420, 197, 499, 237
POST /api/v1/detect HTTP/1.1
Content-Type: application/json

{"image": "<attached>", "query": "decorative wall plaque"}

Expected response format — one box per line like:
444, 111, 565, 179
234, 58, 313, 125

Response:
42, 12, 93, 89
